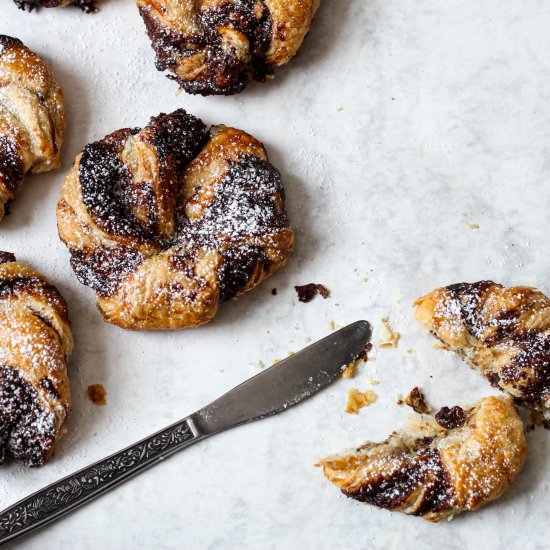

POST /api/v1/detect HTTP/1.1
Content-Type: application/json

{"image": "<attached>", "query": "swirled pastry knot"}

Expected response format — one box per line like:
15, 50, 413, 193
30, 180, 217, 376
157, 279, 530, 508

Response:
136, 0, 320, 95
57, 109, 294, 330
0, 252, 73, 467
0, 35, 64, 221
320, 396, 526, 522
14, 0, 96, 11
415, 282, 550, 421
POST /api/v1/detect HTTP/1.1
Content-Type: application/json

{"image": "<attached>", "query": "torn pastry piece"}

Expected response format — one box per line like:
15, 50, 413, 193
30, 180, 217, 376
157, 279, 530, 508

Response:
57, 109, 294, 330
136, 0, 320, 96
14, 0, 96, 11
0, 35, 65, 221
415, 282, 550, 421
0, 252, 73, 466
320, 396, 526, 521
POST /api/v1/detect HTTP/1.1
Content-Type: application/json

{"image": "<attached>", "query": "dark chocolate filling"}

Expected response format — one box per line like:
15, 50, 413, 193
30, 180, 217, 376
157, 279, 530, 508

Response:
0, 365, 57, 467
343, 445, 455, 515
14, 0, 96, 12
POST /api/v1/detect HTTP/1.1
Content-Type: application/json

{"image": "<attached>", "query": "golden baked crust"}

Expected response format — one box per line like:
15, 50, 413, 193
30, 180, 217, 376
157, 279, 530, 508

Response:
415, 282, 550, 420
57, 109, 293, 330
0, 252, 73, 467
320, 396, 526, 522
136, 0, 320, 95
13, 0, 96, 11
0, 35, 64, 221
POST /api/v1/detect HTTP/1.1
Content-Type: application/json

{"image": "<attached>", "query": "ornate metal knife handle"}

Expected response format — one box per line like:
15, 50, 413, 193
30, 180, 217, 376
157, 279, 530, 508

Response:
0, 415, 204, 545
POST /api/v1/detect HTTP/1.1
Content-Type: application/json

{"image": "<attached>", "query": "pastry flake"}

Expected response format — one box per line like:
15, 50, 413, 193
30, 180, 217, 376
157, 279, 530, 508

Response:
321, 396, 526, 521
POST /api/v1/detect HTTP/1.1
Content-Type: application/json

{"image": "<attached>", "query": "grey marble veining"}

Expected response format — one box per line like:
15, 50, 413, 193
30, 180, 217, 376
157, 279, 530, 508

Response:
1, 0, 550, 548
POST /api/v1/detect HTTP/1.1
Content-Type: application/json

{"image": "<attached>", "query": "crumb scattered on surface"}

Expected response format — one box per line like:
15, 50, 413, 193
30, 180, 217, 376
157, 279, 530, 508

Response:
271, 288, 277, 295
304, 336, 311, 343
87, 384, 107, 406
397, 394, 404, 406
294, 283, 330, 303
378, 317, 399, 348
406, 348, 413, 353
336, 107, 344, 112
342, 362, 356, 378
432, 342, 449, 351
271, 358, 282, 366
252, 360, 264, 369
345, 388, 377, 414
404, 387, 432, 414
369, 378, 379, 386
468, 223, 480, 230
328, 320, 335, 330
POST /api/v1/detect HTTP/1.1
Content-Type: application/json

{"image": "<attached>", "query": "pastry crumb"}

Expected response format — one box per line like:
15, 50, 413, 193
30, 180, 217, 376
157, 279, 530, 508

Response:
432, 341, 449, 351
345, 388, 377, 414
468, 223, 480, 230
342, 362, 356, 378
378, 317, 399, 348
404, 387, 432, 414
295, 283, 330, 303
336, 107, 344, 112
328, 320, 335, 330
252, 360, 264, 369
272, 358, 282, 366
406, 348, 413, 353
87, 384, 107, 406
369, 378, 379, 386
397, 394, 404, 406
271, 288, 277, 295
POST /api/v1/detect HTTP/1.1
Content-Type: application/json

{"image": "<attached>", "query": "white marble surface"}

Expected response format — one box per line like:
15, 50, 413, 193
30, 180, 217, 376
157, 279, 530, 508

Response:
1, 0, 550, 548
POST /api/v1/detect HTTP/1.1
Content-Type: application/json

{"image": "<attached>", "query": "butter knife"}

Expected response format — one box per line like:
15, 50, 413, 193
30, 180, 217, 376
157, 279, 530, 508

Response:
0, 320, 370, 545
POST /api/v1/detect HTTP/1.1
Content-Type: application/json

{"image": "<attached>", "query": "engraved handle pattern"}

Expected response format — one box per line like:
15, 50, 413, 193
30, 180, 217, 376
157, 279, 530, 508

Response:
0, 417, 200, 544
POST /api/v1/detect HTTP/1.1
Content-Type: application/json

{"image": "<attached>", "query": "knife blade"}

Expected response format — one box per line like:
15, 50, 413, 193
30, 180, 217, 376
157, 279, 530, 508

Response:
0, 320, 370, 545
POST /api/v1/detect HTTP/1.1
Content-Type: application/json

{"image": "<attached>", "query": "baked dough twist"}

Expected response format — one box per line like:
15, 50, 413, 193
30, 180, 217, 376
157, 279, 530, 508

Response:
0, 252, 73, 467
57, 109, 293, 330
136, 0, 320, 95
415, 282, 550, 421
320, 396, 526, 522
13, 0, 96, 11
0, 35, 64, 221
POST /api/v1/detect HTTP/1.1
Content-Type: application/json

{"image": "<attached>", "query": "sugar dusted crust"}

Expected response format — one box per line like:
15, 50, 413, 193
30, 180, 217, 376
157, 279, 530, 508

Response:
57, 109, 294, 330
320, 396, 526, 522
415, 282, 550, 420
136, 0, 320, 95
0, 253, 73, 467
0, 35, 65, 221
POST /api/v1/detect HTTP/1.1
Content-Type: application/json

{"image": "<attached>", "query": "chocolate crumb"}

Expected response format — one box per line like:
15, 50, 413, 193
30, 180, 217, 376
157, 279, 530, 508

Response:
404, 387, 432, 414
435, 406, 467, 429
294, 283, 330, 303
271, 288, 277, 295
87, 384, 107, 406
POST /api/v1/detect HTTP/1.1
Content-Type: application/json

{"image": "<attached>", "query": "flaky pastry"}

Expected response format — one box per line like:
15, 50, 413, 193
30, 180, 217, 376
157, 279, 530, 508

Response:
0, 252, 73, 467
57, 109, 293, 330
320, 396, 526, 521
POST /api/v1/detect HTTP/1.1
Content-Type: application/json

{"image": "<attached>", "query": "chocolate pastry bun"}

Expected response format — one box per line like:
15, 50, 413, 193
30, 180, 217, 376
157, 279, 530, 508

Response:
57, 109, 294, 330
14, 0, 96, 11
0, 35, 64, 221
415, 282, 550, 421
0, 252, 73, 467
320, 396, 526, 522
136, 0, 320, 95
